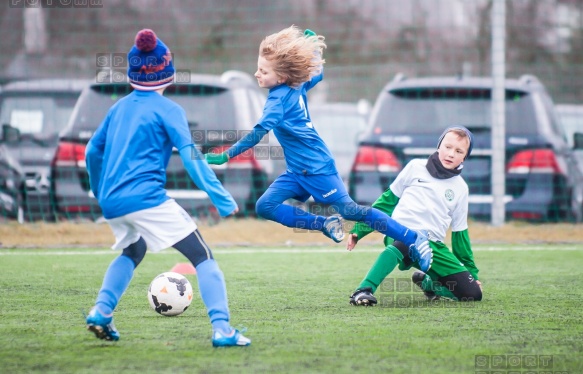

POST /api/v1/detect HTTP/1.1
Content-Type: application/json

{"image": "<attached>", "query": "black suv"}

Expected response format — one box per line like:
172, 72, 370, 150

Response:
52, 71, 281, 220
0, 79, 88, 221
349, 74, 583, 222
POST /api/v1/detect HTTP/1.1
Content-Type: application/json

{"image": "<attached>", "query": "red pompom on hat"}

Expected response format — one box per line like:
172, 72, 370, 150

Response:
135, 29, 157, 52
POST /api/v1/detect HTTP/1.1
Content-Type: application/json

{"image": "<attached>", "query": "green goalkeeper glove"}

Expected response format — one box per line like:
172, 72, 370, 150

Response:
304, 29, 317, 38
204, 152, 229, 165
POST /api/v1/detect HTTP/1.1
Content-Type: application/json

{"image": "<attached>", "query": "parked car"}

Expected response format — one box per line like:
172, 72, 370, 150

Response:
52, 71, 282, 220
309, 100, 370, 184
0, 136, 24, 222
556, 104, 583, 221
349, 74, 583, 222
0, 79, 88, 221
556, 104, 583, 147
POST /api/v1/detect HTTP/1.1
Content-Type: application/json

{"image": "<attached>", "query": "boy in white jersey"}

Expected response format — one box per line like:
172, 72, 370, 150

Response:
84, 29, 250, 346
205, 26, 432, 271
348, 126, 482, 305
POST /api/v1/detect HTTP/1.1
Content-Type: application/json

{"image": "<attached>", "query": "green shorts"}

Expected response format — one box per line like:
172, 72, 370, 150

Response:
393, 240, 468, 280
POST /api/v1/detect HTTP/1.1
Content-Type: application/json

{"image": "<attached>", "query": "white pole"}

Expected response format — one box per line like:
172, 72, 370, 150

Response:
24, 7, 47, 55
491, 0, 506, 226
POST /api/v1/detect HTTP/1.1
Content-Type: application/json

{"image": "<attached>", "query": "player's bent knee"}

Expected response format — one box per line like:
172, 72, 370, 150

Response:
458, 287, 482, 301
122, 237, 147, 267
255, 195, 278, 220
440, 271, 482, 301
173, 231, 213, 267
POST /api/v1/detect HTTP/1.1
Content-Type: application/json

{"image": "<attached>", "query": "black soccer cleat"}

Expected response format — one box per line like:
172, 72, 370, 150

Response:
412, 271, 440, 301
349, 287, 377, 306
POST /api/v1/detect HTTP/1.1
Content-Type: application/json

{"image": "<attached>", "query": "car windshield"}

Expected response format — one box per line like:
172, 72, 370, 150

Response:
165, 85, 236, 133
0, 94, 79, 136
67, 85, 131, 136
67, 84, 237, 140
310, 108, 366, 148
557, 110, 583, 147
370, 88, 537, 136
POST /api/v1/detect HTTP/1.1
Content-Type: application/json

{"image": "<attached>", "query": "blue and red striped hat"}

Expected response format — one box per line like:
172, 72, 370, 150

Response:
127, 29, 175, 91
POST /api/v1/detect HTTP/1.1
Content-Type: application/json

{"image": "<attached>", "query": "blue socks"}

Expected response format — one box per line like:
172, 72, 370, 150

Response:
94, 255, 232, 333
195, 259, 231, 332
95, 254, 135, 315
272, 203, 326, 229
363, 208, 416, 246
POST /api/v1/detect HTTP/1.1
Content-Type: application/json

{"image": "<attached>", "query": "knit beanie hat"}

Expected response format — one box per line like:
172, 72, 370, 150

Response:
436, 126, 474, 160
127, 29, 175, 91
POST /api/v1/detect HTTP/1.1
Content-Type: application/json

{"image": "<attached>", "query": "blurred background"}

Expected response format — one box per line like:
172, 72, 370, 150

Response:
2, 0, 583, 101
0, 0, 582, 226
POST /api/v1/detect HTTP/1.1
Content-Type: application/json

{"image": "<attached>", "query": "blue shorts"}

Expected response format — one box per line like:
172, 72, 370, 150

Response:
268, 171, 349, 204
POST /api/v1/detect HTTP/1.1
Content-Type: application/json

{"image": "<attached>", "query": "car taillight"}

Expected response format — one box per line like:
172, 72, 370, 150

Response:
506, 149, 565, 175
208, 145, 261, 170
61, 205, 92, 213
52, 142, 87, 168
351, 146, 401, 172
511, 212, 543, 220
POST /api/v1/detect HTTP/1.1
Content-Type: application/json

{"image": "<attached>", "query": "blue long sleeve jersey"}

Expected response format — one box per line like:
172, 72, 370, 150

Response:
227, 71, 337, 175
85, 90, 237, 219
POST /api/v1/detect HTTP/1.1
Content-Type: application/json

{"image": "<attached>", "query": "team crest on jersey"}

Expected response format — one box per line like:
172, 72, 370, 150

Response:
445, 189, 454, 201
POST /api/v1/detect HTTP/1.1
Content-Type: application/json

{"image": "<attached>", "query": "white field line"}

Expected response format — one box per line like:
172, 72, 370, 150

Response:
0, 245, 581, 256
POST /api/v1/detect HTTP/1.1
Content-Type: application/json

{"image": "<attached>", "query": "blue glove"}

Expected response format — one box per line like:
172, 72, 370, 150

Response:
408, 230, 433, 272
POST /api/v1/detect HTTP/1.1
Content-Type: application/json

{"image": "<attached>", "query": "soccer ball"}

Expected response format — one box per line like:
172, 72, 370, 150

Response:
147, 272, 193, 316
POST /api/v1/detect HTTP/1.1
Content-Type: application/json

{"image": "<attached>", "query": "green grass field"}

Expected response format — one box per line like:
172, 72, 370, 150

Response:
1, 245, 582, 373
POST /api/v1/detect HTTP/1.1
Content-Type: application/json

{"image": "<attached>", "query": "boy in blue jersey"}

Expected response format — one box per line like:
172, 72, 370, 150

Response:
205, 26, 432, 271
84, 29, 250, 347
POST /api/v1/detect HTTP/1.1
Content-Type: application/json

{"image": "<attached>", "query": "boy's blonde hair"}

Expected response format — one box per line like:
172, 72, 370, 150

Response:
259, 25, 326, 87
448, 128, 470, 144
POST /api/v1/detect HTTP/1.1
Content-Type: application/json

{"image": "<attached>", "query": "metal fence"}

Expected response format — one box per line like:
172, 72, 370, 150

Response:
0, 0, 582, 224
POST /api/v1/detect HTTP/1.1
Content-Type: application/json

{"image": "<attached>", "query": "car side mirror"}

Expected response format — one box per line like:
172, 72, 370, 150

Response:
574, 132, 583, 150
1, 124, 20, 144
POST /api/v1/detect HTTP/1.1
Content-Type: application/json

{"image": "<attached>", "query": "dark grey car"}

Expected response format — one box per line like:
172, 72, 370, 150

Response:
349, 74, 583, 222
0, 79, 88, 221
52, 71, 281, 221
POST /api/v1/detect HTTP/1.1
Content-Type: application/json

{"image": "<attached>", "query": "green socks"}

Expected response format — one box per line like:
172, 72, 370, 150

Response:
421, 273, 458, 300
357, 245, 402, 293
356, 244, 459, 301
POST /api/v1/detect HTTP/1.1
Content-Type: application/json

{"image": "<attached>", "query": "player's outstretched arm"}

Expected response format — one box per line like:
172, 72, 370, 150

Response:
179, 144, 238, 216
204, 125, 268, 165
